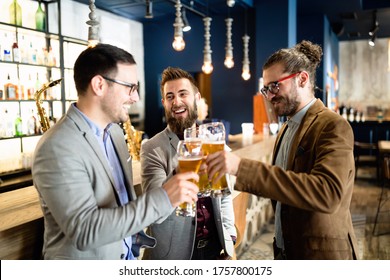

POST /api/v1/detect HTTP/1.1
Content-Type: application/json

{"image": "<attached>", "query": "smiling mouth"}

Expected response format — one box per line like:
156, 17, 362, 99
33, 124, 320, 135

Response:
173, 107, 187, 115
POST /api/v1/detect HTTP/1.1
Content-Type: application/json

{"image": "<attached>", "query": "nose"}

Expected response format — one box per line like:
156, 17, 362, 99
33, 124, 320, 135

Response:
172, 95, 182, 106
263, 92, 272, 100
130, 90, 140, 103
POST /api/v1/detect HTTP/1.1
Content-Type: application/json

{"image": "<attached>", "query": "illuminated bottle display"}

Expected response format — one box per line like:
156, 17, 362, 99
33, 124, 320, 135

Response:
4, 74, 18, 100
14, 114, 23, 136
9, 0, 22, 26
35, 1, 46, 31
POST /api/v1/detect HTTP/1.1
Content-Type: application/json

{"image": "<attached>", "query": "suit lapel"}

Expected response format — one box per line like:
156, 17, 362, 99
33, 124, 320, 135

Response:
66, 105, 117, 196
166, 127, 180, 153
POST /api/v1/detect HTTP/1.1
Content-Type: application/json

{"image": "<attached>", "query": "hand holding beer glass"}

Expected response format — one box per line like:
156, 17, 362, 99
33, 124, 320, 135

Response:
199, 122, 231, 197
184, 127, 211, 197
176, 140, 203, 217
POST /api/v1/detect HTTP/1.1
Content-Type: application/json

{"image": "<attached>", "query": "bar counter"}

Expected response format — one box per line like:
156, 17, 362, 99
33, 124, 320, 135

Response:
0, 133, 276, 259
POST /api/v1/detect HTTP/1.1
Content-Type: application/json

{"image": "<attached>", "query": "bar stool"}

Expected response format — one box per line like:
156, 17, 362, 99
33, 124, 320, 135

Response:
372, 156, 390, 236
354, 141, 380, 181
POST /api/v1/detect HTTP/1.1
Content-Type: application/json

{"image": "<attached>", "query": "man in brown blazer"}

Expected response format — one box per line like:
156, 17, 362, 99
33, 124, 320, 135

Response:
206, 40, 358, 259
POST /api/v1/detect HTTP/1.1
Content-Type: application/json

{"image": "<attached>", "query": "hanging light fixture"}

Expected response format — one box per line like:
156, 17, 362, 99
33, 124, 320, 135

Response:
202, 17, 213, 74
182, 8, 191, 32
145, 0, 153, 19
242, 34, 251, 80
227, 0, 235, 7
368, 10, 379, 47
224, 17, 234, 68
242, 9, 250, 80
172, 0, 185, 51
86, 0, 99, 47
368, 34, 376, 47
369, 10, 379, 36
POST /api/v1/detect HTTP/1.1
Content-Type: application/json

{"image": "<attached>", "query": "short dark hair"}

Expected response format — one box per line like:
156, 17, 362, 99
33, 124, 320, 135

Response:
73, 43, 136, 95
160, 67, 199, 98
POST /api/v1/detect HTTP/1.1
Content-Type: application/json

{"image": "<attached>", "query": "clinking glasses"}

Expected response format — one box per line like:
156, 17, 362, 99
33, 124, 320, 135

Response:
102, 76, 139, 95
260, 72, 301, 98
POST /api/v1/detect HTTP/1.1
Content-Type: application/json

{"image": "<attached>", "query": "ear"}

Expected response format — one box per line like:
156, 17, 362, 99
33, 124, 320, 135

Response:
299, 71, 309, 87
195, 91, 201, 101
90, 75, 105, 97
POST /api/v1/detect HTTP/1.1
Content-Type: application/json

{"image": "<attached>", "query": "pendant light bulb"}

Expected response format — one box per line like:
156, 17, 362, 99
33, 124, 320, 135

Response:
202, 17, 213, 74
224, 57, 234, 68
227, 0, 235, 7
224, 18, 234, 69
172, 36, 185, 51
202, 61, 214, 74
241, 34, 251, 80
241, 68, 251, 80
172, 0, 185, 51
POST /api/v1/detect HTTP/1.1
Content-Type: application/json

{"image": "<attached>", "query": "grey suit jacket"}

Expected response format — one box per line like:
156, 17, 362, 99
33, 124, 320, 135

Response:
32, 103, 174, 259
140, 127, 236, 259
235, 99, 358, 259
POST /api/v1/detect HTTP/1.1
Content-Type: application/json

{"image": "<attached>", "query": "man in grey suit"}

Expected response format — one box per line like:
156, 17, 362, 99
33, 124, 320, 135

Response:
141, 67, 236, 260
32, 44, 199, 260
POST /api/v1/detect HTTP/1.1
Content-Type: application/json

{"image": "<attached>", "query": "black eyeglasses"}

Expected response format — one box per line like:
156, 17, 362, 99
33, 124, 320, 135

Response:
260, 72, 301, 98
102, 76, 139, 95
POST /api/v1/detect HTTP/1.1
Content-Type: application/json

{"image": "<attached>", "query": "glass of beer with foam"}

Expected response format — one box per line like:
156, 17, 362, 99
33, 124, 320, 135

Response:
198, 122, 231, 197
176, 140, 203, 217
184, 126, 211, 197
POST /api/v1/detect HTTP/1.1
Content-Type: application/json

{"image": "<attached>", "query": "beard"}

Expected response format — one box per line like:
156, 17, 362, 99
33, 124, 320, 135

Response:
272, 84, 300, 117
165, 101, 198, 135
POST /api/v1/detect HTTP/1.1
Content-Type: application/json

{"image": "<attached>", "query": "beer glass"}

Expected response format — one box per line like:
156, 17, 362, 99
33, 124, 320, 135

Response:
198, 122, 231, 197
184, 126, 211, 197
176, 140, 203, 217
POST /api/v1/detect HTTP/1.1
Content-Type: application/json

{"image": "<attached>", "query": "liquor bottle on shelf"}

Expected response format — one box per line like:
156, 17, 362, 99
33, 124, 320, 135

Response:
12, 38, 20, 63
35, 0, 46, 32
4, 74, 18, 100
3, 50, 12, 62
27, 109, 38, 135
47, 46, 56, 66
348, 107, 355, 122
0, 109, 5, 137
9, 0, 22, 26
341, 107, 348, 120
14, 113, 23, 136
355, 110, 361, 122
3, 33, 12, 62
26, 74, 35, 100
4, 109, 14, 137
28, 42, 37, 64
18, 77, 25, 100
20, 35, 29, 63
34, 73, 42, 97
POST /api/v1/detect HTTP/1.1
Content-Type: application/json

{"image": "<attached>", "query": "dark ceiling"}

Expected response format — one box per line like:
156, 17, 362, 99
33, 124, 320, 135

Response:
73, 0, 390, 41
